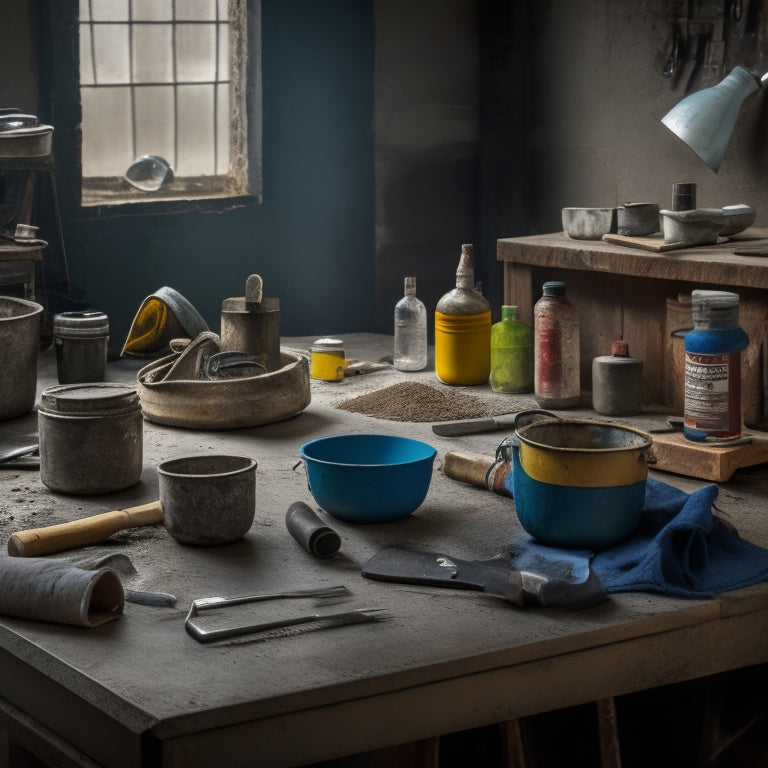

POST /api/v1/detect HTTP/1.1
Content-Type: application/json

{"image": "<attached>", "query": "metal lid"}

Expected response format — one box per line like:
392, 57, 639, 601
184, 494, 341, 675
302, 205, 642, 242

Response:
53, 311, 109, 338
542, 281, 566, 296
312, 338, 344, 351
692, 289, 740, 330
39, 383, 139, 415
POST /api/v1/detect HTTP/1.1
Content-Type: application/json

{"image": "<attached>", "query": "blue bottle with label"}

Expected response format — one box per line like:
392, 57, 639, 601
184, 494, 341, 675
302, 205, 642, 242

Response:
684, 290, 749, 441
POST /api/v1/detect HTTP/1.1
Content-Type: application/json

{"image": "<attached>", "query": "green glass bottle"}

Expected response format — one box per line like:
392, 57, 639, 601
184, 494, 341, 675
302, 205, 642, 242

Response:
489, 305, 534, 393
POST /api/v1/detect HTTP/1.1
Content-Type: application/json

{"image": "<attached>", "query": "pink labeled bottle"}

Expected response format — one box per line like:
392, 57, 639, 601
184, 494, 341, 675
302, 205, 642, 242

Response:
533, 280, 580, 408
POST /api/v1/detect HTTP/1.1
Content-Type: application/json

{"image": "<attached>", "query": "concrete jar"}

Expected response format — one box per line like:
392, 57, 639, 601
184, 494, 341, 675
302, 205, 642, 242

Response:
38, 383, 143, 494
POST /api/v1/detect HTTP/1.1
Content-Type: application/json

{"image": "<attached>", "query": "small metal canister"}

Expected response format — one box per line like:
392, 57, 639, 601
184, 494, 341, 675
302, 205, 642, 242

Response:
53, 311, 109, 384
592, 340, 643, 416
310, 338, 346, 381
38, 383, 143, 494
220, 274, 281, 372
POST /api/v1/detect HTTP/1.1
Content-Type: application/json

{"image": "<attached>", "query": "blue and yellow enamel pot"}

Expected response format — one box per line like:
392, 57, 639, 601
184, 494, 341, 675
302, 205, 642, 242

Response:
511, 418, 654, 549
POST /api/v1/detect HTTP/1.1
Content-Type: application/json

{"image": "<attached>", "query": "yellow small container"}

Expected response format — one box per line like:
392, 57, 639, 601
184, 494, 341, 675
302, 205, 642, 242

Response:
310, 338, 346, 381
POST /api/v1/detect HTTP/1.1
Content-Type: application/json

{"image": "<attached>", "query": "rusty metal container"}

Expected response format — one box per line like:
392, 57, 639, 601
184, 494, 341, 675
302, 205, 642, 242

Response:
0, 296, 44, 420
38, 383, 143, 494
53, 310, 110, 384
220, 274, 281, 371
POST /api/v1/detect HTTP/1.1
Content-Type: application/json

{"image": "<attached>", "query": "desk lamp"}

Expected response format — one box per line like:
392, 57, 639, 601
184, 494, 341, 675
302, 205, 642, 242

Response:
661, 65, 766, 172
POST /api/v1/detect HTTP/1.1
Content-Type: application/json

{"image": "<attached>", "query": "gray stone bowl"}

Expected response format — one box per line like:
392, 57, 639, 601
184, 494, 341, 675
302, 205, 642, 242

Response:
562, 207, 616, 240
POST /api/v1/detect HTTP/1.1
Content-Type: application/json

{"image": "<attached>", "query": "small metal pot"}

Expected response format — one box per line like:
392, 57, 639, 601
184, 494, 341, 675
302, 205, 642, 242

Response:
511, 415, 654, 549
0, 296, 44, 420
158, 455, 257, 545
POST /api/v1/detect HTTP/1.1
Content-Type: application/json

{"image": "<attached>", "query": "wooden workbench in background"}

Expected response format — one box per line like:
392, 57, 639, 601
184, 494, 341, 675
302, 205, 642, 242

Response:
498, 228, 768, 429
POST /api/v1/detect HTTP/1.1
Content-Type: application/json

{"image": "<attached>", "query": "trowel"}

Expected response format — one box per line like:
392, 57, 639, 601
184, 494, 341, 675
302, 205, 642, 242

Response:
362, 546, 605, 608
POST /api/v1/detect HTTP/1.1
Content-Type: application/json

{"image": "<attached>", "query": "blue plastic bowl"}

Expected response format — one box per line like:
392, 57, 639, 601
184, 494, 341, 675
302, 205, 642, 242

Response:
300, 434, 437, 523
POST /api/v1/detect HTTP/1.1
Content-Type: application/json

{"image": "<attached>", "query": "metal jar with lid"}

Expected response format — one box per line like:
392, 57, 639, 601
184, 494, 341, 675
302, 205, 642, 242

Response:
310, 338, 346, 381
53, 311, 110, 384
38, 383, 143, 494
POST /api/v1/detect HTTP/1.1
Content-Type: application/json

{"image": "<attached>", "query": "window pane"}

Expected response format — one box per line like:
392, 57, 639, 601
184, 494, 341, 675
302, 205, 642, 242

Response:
216, 83, 229, 173
176, 84, 216, 175
93, 24, 131, 84
176, 23, 217, 82
134, 85, 177, 165
217, 21, 229, 78
79, 23, 95, 85
81, 87, 134, 176
133, 0, 173, 22
89, 0, 129, 22
133, 24, 174, 83
176, 0, 220, 21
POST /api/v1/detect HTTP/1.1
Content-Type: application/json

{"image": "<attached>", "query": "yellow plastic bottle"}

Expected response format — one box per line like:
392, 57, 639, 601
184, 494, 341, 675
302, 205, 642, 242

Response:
435, 244, 491, 385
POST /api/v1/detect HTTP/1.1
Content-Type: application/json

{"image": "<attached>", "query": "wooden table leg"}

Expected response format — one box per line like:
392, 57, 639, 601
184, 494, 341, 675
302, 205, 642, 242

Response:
596, 697, 622, 768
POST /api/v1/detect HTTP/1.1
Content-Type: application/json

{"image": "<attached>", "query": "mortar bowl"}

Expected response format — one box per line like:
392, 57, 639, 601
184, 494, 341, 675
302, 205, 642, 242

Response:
300, 434, 437, 523
158, 454, 257, 545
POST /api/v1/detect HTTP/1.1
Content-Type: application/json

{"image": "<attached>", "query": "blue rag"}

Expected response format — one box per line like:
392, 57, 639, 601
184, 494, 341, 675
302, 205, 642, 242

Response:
508, 477, 768, 599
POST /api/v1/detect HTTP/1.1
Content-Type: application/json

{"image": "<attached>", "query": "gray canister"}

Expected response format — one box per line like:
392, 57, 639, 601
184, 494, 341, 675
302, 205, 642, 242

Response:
220, 274, 281, 372
54, 311, 110, 384
0, 296, 44, 420
38, 383, 143, 494
592, 341, 643, 416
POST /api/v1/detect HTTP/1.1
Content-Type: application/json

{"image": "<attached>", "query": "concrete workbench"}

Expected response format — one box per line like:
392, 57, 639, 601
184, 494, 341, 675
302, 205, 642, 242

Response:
0, 334, 767, 767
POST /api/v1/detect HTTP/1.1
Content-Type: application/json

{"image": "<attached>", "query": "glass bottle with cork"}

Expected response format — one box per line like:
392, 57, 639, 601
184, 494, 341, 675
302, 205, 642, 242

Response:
434, 244, 491, 386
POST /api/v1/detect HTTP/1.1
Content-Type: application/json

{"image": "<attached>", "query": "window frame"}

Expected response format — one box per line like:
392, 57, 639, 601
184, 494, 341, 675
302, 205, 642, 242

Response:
47, 0, 262, 219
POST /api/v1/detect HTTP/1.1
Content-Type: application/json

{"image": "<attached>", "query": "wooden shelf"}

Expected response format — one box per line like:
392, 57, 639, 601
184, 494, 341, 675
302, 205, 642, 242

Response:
497, 228, 768, 428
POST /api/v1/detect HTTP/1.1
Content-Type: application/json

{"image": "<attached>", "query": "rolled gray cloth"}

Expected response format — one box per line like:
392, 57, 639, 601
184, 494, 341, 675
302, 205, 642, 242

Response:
0, 556, 124, 627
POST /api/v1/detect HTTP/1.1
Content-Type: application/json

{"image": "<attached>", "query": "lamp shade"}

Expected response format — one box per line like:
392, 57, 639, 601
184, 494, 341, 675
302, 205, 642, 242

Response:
661, 66, 760, 172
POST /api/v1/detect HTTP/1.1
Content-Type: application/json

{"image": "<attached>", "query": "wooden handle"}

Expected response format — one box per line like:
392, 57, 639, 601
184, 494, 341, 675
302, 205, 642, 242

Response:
441, 452, 494, 490
7, 501, 164, 557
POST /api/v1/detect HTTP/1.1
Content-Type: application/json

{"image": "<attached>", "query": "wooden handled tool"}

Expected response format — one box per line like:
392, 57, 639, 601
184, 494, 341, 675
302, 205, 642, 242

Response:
7, 501, 164, 557
441, 452, 513, 497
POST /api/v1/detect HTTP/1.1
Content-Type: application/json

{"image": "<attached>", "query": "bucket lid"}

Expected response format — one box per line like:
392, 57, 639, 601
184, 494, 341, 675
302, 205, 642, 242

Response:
53, 311, 109, 337
40, 383, 139, 415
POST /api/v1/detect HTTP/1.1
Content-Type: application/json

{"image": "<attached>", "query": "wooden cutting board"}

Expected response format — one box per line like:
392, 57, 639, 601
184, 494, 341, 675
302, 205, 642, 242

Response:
601, 234, 730, 252
649, 431, 768, 483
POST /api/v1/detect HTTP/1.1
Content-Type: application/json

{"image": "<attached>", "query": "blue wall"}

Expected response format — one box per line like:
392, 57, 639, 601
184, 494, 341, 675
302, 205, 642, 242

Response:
59, 1, 375, 354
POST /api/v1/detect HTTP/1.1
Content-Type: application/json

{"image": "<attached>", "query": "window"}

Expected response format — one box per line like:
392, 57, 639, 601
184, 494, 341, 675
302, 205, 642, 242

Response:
76, 0, 261, 208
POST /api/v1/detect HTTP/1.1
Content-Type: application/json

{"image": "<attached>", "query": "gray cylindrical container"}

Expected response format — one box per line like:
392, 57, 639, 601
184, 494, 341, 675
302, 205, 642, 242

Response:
592, 341, 643, 416
53, 311, 110, 384
0, 296, 43, 420
38, 383, 143, 494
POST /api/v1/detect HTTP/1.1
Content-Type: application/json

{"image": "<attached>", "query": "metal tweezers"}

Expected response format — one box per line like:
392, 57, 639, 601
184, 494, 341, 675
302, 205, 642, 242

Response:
184, 585, 386, 644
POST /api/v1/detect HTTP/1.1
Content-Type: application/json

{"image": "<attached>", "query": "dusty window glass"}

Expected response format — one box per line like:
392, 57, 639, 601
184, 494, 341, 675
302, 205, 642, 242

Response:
77, 0, 261, 207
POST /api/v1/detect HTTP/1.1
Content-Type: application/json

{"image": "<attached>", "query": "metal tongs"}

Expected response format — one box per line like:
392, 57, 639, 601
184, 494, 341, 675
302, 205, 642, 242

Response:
184, 585, 386, 644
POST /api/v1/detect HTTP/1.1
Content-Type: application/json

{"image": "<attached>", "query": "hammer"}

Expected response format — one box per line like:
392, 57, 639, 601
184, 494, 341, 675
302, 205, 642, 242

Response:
7, 501, 164, 557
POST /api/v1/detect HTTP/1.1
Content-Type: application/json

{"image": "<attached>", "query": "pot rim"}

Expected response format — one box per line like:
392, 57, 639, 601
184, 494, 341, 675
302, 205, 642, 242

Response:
516, 418, 653, 453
